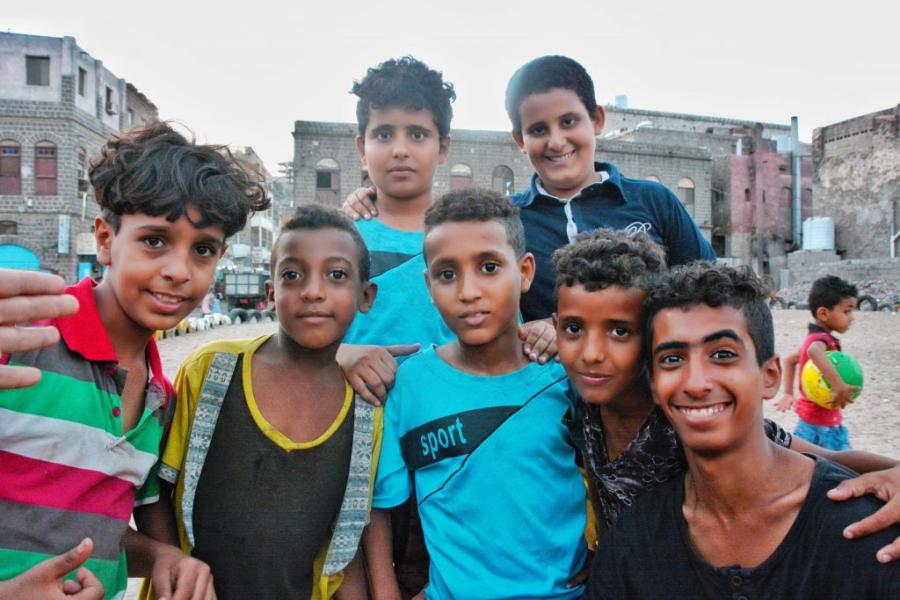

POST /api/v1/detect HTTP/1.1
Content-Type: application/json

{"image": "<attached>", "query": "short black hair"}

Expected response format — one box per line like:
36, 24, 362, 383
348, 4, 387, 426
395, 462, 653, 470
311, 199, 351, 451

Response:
808, 275, 858, 317
90, 121, 269, 238
552, 229, 666, 293
645, 263, 774, 366
274, 205, 370, 281
505, 55, 598, 134
352, 56, 456, 139
424, 188, 526, 259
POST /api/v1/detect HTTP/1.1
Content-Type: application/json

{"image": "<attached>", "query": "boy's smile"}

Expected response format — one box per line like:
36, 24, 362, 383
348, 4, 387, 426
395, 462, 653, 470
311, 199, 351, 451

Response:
513, 88, 605, 200
356, 107, 449, 204
555, 284, 644, 406
268, 228, 374, 351
651, 304, 781, 454
424, 220, 533, 348
94, 208, 225, 334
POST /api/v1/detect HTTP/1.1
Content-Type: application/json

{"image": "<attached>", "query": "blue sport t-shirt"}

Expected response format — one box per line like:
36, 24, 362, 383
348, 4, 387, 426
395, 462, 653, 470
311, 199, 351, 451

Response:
344, 219, 454, 349
373, 346, 587, 600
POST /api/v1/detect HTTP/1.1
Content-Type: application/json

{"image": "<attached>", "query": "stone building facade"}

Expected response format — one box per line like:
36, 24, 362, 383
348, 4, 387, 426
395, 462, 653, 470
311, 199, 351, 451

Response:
812, 105, 900, 259
0, 32, 158, 281
227, 146, 276, 271
292, 119, 714, 239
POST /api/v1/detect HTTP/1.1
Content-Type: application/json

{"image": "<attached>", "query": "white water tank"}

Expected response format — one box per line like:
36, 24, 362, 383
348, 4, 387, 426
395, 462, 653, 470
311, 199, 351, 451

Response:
802, 217, 835, 251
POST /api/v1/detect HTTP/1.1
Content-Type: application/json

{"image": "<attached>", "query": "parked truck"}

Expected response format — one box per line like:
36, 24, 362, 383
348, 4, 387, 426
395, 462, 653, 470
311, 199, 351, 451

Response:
223, 270, 275, 324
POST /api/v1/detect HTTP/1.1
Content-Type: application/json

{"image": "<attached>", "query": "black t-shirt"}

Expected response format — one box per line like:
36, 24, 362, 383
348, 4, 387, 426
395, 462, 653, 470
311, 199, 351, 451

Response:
191, 356, 353, 600
586, 456, 900, 599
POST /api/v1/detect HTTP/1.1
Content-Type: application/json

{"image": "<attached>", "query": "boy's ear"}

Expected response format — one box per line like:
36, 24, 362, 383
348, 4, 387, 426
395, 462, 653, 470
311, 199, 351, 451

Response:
358, 281, 377, 314
761, 355, 783, 400
355, 135, 367, 166
511, 131, 525, 152
264, 278, 275, 304
814, 306, 829, 322
518, 252, 536, 294
592, 106, 606, 136
219, 242, 228, 259
94, 216, 114, 267
437, 135, 451, 165
551, 312, 559, 330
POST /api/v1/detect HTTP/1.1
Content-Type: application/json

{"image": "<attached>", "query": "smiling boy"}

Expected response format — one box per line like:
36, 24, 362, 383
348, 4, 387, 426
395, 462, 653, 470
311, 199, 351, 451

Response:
506, 55, 715, 322
365, 189, 587, 599
586, 264, 900, 598
0, 122, 268, 599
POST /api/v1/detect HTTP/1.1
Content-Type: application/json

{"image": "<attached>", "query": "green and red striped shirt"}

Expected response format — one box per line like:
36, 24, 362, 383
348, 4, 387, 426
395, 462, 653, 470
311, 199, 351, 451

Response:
0, 277, 175, 600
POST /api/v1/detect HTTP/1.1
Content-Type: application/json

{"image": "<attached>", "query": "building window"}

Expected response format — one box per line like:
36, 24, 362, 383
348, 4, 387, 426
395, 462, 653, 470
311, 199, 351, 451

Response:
105, 87, 116, 115
744, 188, 751, 202
315, 158, 340, 205
26, 56, 50, 86
676, 177, 695, 216
34, 142, 58, 196
127, 108, 135, 127
78, 67, 87, 96
0, 141, 22, 195
0, 221, 16, 235
77, 148, 89, 193
450, 163, 473, 190
491, 165, 514, 196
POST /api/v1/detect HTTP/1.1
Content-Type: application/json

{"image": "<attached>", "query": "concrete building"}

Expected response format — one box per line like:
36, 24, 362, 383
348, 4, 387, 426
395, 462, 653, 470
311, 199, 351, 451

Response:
291, 118, 714, 239
226, 146, 276, 271
812, 104, 900, 259
0, 32, 158, 280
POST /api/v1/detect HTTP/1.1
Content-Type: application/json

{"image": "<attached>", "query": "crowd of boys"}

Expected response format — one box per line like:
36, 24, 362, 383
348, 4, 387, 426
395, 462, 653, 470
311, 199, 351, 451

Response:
1, 53, 899, 600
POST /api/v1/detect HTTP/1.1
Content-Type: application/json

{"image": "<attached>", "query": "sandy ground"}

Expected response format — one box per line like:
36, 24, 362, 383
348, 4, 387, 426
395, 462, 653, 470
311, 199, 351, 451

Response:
126, 311, 899, 597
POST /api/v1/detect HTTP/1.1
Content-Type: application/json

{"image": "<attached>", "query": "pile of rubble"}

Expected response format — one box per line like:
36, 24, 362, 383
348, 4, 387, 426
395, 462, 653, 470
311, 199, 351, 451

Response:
775, 279, 900, 312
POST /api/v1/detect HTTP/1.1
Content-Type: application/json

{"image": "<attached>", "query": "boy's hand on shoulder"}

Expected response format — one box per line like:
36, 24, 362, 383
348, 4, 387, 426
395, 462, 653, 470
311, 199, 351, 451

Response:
829, 465, 900, 563
150, 544, 215, 600
0, 538, 104, 600
341, 187, 378, 221
775, 393, 795, 413
519, 319, 558, 364
0, 270, 79, 390
337, 343, 420, 406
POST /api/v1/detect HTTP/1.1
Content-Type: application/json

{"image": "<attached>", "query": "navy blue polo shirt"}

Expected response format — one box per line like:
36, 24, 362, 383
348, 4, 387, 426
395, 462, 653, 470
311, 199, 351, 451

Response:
510, 162, 715, 321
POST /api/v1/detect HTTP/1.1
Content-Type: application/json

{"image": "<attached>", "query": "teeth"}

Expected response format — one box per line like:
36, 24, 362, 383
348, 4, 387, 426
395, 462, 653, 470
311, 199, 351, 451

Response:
547, 151, 575, 162
679, 404, 727, 418
152, 293, 184, 304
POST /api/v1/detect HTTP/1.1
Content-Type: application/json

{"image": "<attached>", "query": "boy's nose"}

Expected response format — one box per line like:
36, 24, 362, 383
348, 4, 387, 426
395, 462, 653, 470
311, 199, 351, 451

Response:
547, 127, 567, 152
458, 274, 482, 302
581, 333, 606, 363
160, 255, 190, 283
301, 278, 326, 301
682, 360, 713, 398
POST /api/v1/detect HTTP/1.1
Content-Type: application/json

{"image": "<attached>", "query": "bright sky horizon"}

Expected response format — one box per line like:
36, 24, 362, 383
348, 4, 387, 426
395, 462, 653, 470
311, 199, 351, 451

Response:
6, 0, 899, 174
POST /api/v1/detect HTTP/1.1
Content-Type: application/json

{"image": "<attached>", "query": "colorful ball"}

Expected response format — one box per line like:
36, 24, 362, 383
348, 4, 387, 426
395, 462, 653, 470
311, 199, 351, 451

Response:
800, 351, 864, 408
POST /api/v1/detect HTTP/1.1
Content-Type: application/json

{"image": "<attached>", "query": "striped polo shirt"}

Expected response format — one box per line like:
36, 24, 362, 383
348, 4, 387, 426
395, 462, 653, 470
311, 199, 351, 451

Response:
0, 277, 175, 600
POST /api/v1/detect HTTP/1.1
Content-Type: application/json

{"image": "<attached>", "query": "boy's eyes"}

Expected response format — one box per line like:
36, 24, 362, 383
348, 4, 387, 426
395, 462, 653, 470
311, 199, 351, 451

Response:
409, 128, 429, 140
437, 269, 456, 281
143, 236, 165, 249
527, 124, 547, 136
611, 326, 631, 338
560, 321, 582, 335
194, 244, 217, 258
710, 348, 738, 361
658, 354, 683, 366
281, 269, 302, 281
481, 262, 500, 274
561, 116, 579, 128
329, 269, 349, 281
373, 130, 392, 141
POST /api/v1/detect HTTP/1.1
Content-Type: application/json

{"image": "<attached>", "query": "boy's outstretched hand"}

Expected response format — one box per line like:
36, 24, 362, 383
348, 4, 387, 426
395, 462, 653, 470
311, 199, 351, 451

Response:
775, 392, 794, 413
519, 319, 558, 364
337, 343, 421, 406
0, 270, 79, 389
829, 465, 900, 563
148, 544, 215, 600
0, 538, 104, 599
341, 187, 378, 221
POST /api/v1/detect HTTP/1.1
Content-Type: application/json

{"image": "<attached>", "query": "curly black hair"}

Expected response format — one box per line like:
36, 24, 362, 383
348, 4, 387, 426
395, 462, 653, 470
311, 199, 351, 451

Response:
552, 229, 666, 293
808, 275, 858, 317
351, 56, 456, 139
423, 188, 525, 259
505, 55, 598, 134
90, 122, 269, 238
644, 262, 774, 366
275, 204, 370, 281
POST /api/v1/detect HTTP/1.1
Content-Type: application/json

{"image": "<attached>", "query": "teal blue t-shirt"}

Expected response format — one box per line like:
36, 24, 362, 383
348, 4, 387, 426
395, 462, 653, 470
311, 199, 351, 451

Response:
344, 219, 454, 349
373, 346, 587, 600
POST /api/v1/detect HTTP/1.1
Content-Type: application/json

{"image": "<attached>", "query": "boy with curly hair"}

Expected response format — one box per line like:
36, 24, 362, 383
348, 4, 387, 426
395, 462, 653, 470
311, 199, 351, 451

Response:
0, 122, 268, 599
586, 264, 900, 598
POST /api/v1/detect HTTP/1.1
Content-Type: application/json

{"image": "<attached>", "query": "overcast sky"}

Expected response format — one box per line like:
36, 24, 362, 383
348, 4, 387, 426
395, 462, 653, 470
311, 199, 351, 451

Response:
6, 0, 899, 174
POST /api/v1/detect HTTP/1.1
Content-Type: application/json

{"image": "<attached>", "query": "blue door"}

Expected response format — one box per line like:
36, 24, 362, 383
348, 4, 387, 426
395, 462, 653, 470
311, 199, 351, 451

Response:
0, 244, 40, 270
